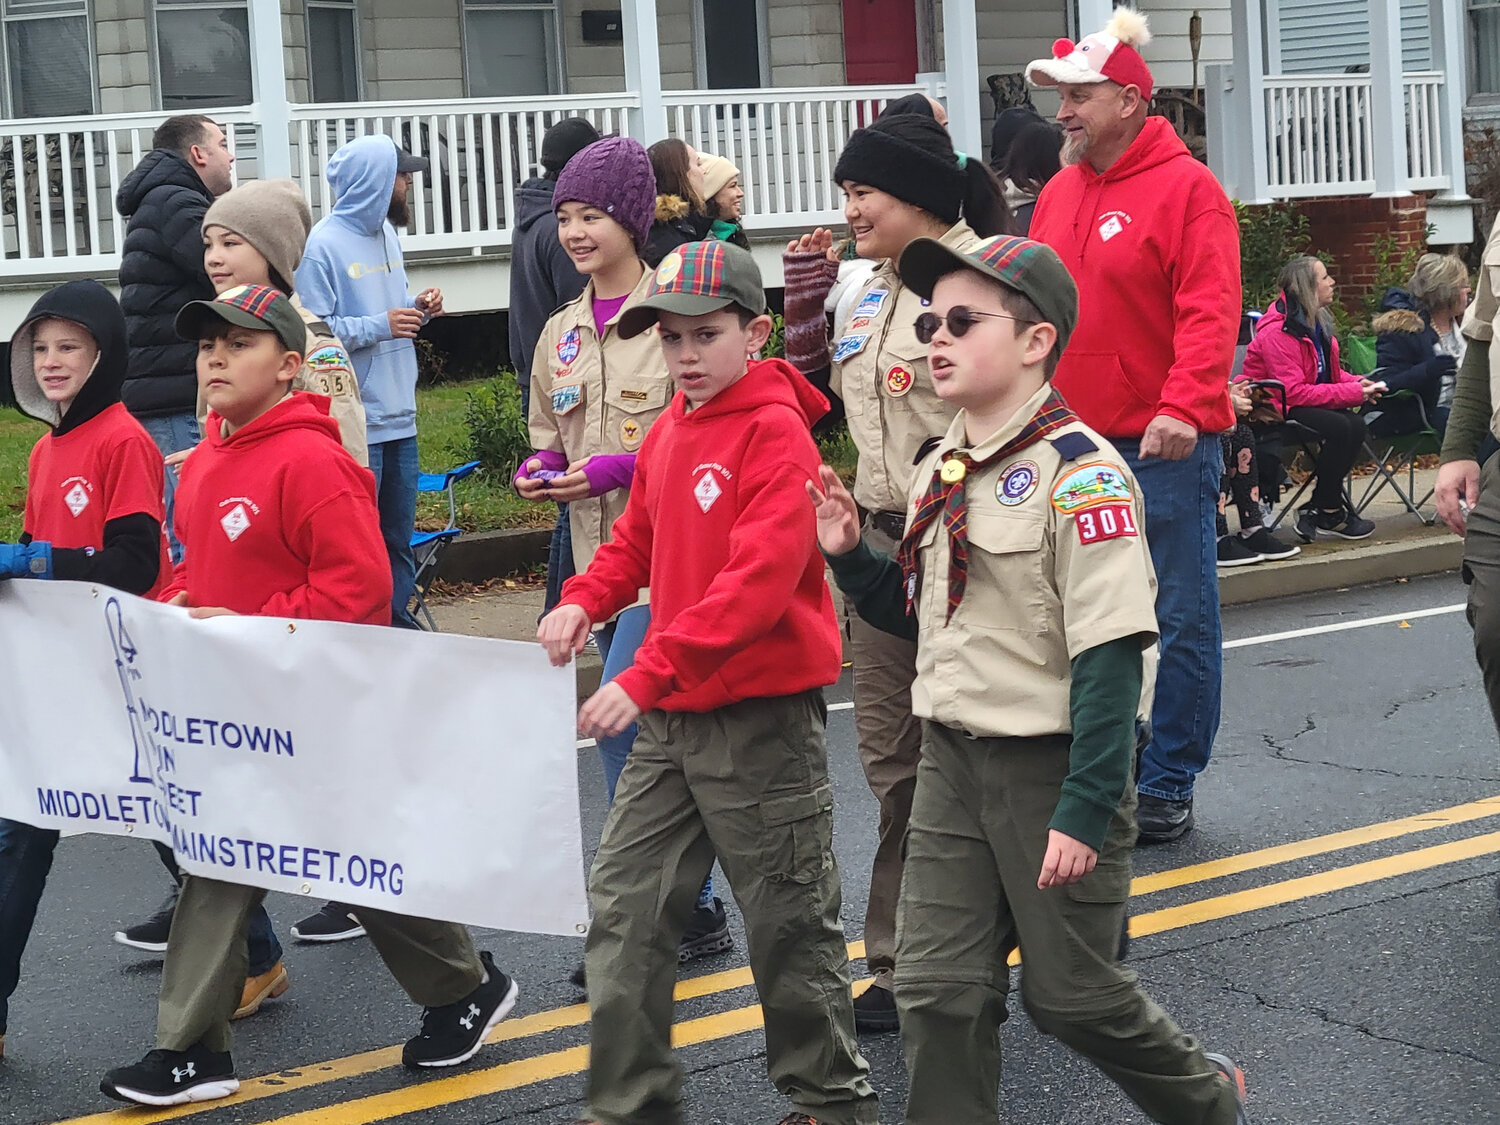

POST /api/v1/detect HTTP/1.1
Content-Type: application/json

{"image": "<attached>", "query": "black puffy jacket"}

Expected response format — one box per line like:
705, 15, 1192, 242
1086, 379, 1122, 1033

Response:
114, 149, 216, 417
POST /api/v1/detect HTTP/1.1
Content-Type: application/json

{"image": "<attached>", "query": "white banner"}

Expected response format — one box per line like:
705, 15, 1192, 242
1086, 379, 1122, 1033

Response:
0, 581, 588, 937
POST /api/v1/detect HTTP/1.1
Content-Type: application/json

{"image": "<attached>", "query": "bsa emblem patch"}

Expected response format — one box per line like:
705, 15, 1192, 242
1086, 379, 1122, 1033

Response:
656, 252, 683, 286
1050, 461, 1133, 514
833, 333, 871, 364
556, 328, 581, 365
552, 382, 583, 416
885, 364, 914, 397
1075, 503, 1139, 545
854, 289, 888, 318
996, 460, 1039, 506
620, 417, 643, 451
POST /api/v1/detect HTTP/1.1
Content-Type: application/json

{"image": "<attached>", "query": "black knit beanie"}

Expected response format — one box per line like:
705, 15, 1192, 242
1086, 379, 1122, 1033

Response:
833, 114, 966, 225
541, 117, 602, 178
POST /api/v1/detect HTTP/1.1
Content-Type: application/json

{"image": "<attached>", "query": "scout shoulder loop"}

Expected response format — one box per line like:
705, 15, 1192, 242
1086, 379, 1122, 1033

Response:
914, 436, 943, 464
1048, 431, 1098, 462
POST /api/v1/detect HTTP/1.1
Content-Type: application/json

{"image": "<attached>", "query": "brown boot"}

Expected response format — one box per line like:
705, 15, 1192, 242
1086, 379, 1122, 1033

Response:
233, 961, 289, 1020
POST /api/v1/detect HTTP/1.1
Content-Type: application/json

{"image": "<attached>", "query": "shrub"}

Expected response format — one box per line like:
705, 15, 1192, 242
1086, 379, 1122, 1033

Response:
1236, 200, 1311, 311
764, 312, 786, 359
464, 370, 531, 479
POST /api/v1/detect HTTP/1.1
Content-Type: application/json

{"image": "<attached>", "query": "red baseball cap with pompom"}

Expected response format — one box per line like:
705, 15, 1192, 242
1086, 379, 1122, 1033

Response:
1026, 7, 1154, 100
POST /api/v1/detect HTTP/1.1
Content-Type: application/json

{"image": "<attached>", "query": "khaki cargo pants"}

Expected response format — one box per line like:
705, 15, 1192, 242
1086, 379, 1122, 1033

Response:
896, 722, 1242, 1125
584, 691, 878, 1125
846, 517, 923, 989
1465, 454, 1500, 732
157, 876, 484, 1053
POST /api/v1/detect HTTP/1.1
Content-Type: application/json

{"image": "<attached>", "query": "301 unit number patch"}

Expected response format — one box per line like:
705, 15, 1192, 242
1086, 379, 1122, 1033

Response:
1074, 503, 1139, 545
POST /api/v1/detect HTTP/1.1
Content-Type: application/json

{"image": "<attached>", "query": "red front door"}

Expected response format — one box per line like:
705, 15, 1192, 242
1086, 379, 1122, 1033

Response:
842, 0, 919, 85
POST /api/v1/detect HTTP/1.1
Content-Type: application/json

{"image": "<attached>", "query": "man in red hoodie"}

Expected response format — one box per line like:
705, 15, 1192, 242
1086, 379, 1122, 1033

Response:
1027, 8, 1239, 844
538, 241, 877, 1125
101, 285, 519, 1107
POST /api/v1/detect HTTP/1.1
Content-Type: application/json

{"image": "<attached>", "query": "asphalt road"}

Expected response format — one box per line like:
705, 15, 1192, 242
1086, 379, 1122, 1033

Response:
4, 572, 1499, 1125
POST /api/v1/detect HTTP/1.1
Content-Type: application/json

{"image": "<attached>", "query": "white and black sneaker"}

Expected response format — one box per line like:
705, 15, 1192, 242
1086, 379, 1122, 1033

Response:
402, 951, 519, 1069
1216, 535, 1263, 568
101, 1045, 238, 1106
1241, 527, 1300, 560
113, 893, 177, 953
290, 902, 366, 943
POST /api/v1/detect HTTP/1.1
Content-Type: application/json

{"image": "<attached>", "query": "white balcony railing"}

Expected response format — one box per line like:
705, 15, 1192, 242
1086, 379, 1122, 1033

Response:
1262, 71, 1449, 198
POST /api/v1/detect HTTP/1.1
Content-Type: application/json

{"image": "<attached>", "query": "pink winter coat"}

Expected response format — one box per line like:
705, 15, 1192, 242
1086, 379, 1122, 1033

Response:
1239, 294, 1364, 410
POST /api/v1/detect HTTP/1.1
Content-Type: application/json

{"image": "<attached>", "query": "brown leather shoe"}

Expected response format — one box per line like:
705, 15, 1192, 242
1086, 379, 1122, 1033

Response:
233, 961, 289, 1020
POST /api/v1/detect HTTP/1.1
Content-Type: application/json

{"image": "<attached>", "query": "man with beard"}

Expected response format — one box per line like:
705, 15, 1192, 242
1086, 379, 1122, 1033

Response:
297, 135, 441, 634
1026, 9, 1239, 844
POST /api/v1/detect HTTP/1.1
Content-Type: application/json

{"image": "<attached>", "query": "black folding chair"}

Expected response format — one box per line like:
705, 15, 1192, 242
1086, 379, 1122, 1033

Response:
1353, 389, 1439, 525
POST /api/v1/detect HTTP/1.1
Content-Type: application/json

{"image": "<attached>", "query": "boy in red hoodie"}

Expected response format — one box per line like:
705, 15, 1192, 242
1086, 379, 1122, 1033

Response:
101, 284, 518, 1107
538, 241, 877, 1125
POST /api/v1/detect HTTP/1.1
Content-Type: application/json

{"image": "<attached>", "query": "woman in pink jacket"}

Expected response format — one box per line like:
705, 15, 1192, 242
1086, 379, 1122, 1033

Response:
1241, 255, 1383, 541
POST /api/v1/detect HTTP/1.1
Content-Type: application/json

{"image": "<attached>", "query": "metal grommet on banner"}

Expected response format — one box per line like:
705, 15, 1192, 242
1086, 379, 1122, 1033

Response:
287, 623, 296, 634
576, 923, 589, 934
91, 587, 99, 598
301, 882, 312, 894
123, 823, 134, 834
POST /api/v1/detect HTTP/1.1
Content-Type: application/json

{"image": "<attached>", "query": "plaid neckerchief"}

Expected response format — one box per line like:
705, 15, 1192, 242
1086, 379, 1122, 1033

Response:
896, 389, 1078, 623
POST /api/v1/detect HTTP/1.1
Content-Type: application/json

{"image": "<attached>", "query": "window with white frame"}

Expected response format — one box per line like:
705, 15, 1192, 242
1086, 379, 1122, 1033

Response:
154, 0, 252, 109
1472, 0, 1500, 95
308, 0, 360, 103
462, 0, 560, 98
2, 0, 94, 118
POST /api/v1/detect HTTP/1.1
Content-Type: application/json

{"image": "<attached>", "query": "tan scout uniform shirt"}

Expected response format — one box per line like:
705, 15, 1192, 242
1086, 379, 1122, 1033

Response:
907, 386, 1159, 739
832, 221, 979, 513
529, 269, 672, 575
1461, 211, 1500, 440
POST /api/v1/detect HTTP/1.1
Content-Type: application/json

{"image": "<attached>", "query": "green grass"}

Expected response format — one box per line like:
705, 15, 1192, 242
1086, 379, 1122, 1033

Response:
0, 380, 552, 542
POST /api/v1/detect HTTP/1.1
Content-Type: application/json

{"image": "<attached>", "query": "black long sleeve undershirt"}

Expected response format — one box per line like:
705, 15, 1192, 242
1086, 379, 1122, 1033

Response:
22, 512, 163, 594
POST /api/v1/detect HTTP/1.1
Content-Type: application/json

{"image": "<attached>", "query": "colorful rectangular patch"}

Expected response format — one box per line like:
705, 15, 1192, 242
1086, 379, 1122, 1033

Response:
1075, 503, 1139, 545
854, 289, 888, 318
305, 345, 349, 372
551, 382, 583, 416
1050, 461, 1133, 514
833, 332, 871, 364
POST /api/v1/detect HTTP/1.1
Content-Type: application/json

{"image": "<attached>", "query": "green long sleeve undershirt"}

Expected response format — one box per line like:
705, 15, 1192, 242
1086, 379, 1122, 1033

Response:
1441, 337, 1490, 465
824, 538, 1142, 851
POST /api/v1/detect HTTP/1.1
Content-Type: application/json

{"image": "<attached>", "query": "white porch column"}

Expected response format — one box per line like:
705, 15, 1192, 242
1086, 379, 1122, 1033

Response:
1368, 0, 1410, 195
1074, 0, 1113, 37
621, 0, 667, 144
942, 0, 983, 160
1430, 0, 1471, 200
1226, 0, 1272, 201
246, 0, 291, 179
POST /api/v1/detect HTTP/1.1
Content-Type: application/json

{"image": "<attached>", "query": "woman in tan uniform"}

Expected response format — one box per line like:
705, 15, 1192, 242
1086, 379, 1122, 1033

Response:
781, 111, 1013, 1032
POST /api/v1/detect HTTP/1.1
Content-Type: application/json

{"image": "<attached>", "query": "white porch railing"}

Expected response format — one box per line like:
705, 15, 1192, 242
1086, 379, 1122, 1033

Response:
1261, 71, 1449, 198
662, 84, 936, 229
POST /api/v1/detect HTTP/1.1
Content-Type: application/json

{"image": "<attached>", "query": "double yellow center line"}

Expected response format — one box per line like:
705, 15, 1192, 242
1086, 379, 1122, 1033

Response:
56, 794, 1500, 1125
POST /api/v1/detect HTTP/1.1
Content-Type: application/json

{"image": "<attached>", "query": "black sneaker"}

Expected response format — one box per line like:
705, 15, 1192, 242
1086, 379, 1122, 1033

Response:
100, 1045, 238, 1106
1136, 793, 1194, 844
1216, 535, 1263, 567
1242, 527, 1300, 560
1293, 507, 1321, 543
853, 981, 899, 1033
402, 951, 519, 1069
1205, 1051, 1249, 1123
113, 893, 177, 953
569, 959, 587, 991
678, 897, 734, 962
1315, 507, 1375, 540
290, 902, 366, 943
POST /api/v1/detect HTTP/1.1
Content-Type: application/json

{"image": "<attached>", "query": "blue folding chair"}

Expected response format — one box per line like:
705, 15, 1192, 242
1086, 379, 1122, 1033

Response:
410, 460, 481, 631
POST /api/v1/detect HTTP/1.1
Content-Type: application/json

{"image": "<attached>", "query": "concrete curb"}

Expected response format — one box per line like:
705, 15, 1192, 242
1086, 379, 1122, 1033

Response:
1217, 531, 1463, 605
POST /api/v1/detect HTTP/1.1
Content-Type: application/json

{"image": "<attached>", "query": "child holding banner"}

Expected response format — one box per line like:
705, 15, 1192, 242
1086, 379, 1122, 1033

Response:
0, 280, 172, 1062
100, 285, 519, 1106
537, 240, 878, 1125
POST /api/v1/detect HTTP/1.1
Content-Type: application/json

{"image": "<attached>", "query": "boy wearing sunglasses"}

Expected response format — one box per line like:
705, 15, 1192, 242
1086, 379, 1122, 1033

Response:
808, 235, 1251, 1124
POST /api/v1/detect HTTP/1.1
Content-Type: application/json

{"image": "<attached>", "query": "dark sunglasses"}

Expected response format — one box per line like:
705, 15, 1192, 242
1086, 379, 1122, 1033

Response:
913, 306, 1036, 344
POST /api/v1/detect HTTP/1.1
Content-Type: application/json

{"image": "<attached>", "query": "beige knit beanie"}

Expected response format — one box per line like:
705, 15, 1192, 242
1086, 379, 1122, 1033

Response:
202, 179, 313, 292
698, 152, 739, 201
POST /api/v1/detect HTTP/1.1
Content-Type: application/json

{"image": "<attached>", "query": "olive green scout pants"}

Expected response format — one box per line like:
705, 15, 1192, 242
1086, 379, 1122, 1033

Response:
584, 691, 878, 1125
896, 722, 1241, 1125
157, 875, 484, 1053
1464, 454, 1500, 734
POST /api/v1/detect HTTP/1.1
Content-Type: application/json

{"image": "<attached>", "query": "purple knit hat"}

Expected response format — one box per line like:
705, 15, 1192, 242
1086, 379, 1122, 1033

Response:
553, 136, 656, 250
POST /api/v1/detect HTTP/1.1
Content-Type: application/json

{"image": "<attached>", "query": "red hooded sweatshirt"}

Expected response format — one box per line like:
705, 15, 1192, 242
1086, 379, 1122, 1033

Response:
559, 358, 841, 713
1030, 116, 1239, 439
161, 393, 392, 625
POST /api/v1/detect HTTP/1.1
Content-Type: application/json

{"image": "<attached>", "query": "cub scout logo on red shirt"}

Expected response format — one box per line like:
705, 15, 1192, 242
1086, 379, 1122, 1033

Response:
556, 328, 581, 365
1097, 210, 1132, 242
218, 496, 261, 542
61, 476, 93, 517
885, 364, 914, 397
1050, 461, 1132, 514
693, 469, 724, 513
1074, 503, 1138, 545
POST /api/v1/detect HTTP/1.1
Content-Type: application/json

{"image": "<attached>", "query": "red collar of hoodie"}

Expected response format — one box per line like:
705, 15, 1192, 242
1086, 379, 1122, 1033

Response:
1031, 116, 1238, 439
162, 392, 392, 624
560, 358, 843, 713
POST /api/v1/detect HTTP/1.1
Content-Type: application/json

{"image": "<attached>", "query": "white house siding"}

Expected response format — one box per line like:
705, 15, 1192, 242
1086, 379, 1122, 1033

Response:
766, 0, 846, 87
1275, 0, 1432, 72
93, 0, 153, 114
357, 0, 466, 100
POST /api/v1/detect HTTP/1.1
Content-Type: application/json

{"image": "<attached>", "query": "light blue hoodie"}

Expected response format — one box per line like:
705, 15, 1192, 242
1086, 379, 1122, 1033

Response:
295, 135, 421, 444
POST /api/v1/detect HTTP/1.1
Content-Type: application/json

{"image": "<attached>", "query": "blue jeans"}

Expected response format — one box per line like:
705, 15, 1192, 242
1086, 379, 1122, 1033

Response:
368, 436, 420, 629
1113, 435, 1224, 802
544, 505, 575, 613
140, 411, 202, 565
595, 606, 714, 909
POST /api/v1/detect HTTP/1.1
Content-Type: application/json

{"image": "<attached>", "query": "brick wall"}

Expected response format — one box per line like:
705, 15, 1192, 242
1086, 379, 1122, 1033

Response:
1292, 195, 1428, 315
